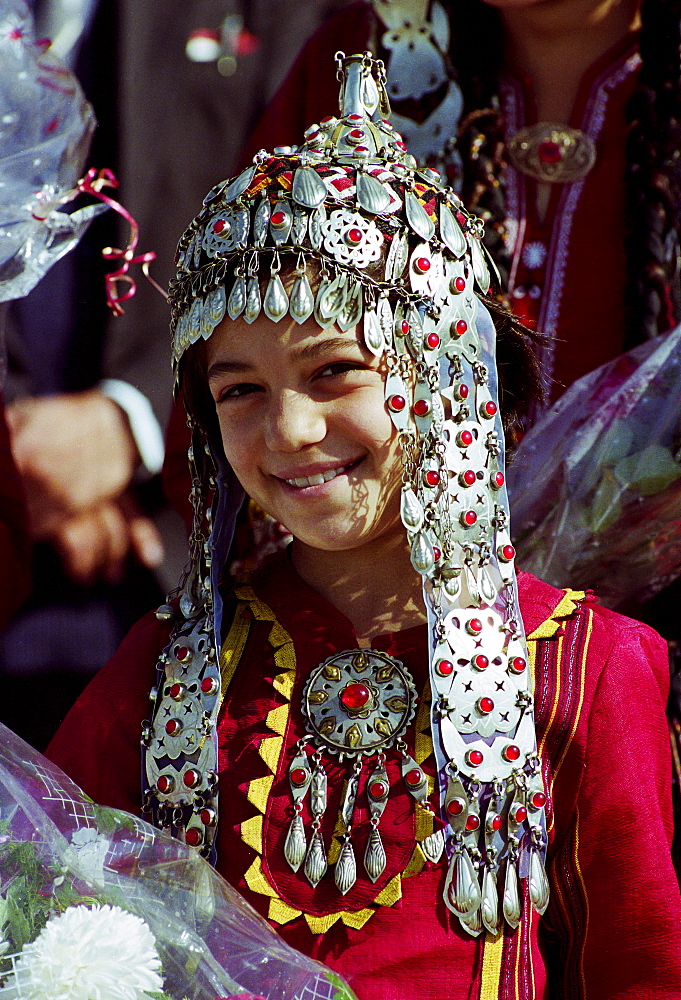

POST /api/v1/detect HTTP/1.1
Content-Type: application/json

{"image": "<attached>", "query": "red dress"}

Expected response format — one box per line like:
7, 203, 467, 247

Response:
47, 553, 681, 999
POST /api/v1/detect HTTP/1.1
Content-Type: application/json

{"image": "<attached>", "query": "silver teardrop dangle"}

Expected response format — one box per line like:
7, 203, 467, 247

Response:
304, 829, 327, 887
400, 487, 424, 532
385, 230, 409, 282
292, 165, 327, 208
264, 273, 289, 322
464, 561, 482, 605
479, 564, 497, 605
446, 848, 481, 916
364, 824, 386, 882
356, 170, 392, 214
309, 204, 327, 249
481, 867, 500, 934
471, 237, 491, 293
529, 849, 550, 914
335, 836, 357, 895
290, 273, 314, 324
244, 275, 261, 324
284, 813, 307, 871
227, 273, 246, 320
206, 284, 226, 329
405, 190, 435, 241
440, 202, 467, 257
337, 281, 362, 332
363, 308, 384, 356
253, 197, 271, 247
411, 531, 435, 575
420, 827, 445, 865
503, 858, 521, 928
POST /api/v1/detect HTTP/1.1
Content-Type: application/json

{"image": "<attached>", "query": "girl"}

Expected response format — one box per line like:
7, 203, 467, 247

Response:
48, 52, 681, 999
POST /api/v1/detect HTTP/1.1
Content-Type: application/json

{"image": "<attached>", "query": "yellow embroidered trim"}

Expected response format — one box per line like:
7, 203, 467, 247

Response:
526, 589, 585, 641
480, 930, 505, 1000
229, 591, 431, 934
219, 602, 251, 703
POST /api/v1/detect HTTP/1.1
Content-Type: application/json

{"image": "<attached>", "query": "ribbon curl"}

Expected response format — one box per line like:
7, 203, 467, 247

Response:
77, 167, 168, 316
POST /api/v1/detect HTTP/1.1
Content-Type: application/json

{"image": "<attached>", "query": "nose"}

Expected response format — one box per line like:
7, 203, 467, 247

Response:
264, 388, 326, 452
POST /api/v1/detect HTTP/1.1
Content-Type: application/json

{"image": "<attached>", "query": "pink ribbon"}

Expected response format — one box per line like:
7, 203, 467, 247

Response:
77, 167, 167, 316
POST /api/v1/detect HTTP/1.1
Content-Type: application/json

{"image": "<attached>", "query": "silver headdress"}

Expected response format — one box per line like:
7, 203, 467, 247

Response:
144, 52, 548, 937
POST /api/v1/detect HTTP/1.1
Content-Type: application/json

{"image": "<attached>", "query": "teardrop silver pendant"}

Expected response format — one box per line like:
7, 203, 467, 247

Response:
304, 829, 327, 887
264, 274, 289, 322
364, 825, 387, 882
420, 828, 445, 865
284, 813, 307, 871
356, 171, 392, 214
503, 858, 521, 928
529, 849, 550, 914
244, 276, 262, 324
335, 836, 357, 895
227, 275, 246, 320
481, 867, 500, 934
405, 190, 435, 241
292, 165, 327, 208
440, 202, 467, 257
290, 273, 314, 324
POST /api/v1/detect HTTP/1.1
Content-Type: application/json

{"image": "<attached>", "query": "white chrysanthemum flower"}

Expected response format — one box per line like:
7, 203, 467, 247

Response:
3, 904, 163, 1000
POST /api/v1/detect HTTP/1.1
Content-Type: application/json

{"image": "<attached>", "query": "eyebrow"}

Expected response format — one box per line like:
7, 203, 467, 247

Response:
206, 335, 364, 383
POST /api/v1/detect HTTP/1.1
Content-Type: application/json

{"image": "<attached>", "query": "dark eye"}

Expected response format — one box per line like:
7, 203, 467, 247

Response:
218, 382, 261, 402
316, 361, 366, 379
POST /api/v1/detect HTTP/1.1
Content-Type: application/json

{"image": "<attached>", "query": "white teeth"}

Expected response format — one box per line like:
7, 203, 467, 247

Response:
286, 465, 350, 488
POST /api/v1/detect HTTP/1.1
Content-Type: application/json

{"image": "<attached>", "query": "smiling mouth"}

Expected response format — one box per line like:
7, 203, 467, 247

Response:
282, 461, 359, 489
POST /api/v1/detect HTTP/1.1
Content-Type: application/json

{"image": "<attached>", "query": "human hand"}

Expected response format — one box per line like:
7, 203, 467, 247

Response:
51, 493, 164, 586
6, 389, 139, 536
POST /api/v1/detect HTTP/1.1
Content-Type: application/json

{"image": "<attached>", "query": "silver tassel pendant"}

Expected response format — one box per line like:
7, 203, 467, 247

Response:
335, 834, 357, 895
364, 823, 386, 882
244, 274, 262, 324
263, 273, 289, 322
284, 812, 307, 871
304, 828, 327, 887
303, 760, 328, 887
481, 866, 500, 934
503, 857, 521, 928
529, 849, 550, 914
445, 847, 481, 917
227, 272, 246, 320
289, 272, 314, 324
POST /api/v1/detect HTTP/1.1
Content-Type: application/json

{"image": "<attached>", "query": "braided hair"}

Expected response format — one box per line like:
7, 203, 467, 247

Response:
444, 0, 681, 344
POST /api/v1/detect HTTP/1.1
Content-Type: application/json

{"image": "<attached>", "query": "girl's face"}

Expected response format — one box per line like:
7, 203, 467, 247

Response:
205, 311, 403, 556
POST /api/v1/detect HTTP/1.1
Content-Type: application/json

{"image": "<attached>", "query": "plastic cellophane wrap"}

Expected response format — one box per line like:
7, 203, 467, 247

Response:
0, 724, 357, 1000
508, 324, 681, 608
0, 0, 100, 302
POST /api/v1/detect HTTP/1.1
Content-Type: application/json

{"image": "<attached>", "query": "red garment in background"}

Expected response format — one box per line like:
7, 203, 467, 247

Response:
48, 552, 681, 999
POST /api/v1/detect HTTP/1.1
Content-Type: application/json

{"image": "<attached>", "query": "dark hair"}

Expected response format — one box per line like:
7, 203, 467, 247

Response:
440, 0, 681, 342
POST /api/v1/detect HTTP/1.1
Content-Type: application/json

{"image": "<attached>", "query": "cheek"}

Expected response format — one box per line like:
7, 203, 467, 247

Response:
217, 410, 257, 480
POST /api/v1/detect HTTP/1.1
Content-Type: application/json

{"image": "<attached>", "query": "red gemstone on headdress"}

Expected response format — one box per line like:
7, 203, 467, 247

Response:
321, 115, 335, 124
165, 719, 182, 736
415, 257, 431, 273
396, 140, 407, 151
499, 543, 516, 562
466, 749, 484, 767
382, 119, 393, 130
454, 276, 466, 292
413, 399, 430, 416
482, 400, 498, 418
348, 114, 363, 122
426, 332, 440, 349
355, 145, 370, 153
346, 227, 363, 245
491, 471, 505, 489
212, 219, 225, 234
271, 210, 287, 228
157, 775, 173, 793
465, 813, 480, 831
425, 470, 440, 487
290, 767, 309, 786
200, 808, 216, 825
433, 546, 441, 561
457, 429, 473, 447
369, 780, 388, 799
388, 394, 406, 412
509, 656, 526, 674
503, 744, 521, 762
457, 384, 469, 399
183, 768, 201, 788
513, 805, 528, 823
455, 320, 468, 336
340, 683, 371, 711
201, 676, 218, 695
489, 813, 503, 832
169, 682, 185, 700
472, 654, 488, 671
538, 140, 562, 163
348, 128, 365, 140
531, 791, 547, 809
401, 320, 410, 335
467, 618, 483, 635
447, 797, 465, 816
461, 510, 477, 527
437, 658, 454, 676
185, 827, 202, 847
405, 768, 423, 787
175, 645, 191, 662
478, 697, 494, 715
461, 469, 476, 487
